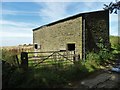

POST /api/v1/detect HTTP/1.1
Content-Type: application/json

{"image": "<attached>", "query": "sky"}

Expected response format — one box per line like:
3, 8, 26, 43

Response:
0, 0, 119, 46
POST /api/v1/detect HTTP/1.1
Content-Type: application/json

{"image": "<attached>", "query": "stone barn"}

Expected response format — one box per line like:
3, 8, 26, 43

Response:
33, 10, 110, 59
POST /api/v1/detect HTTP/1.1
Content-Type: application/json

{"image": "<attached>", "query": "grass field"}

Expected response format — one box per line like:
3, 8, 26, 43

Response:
1, 35, 120, 88
110, 35, 120, 46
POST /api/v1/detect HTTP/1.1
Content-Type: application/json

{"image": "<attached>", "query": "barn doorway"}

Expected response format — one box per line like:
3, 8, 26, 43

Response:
67, 43, 75, 51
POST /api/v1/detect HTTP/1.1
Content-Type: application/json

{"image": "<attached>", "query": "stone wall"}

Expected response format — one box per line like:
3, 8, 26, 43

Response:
33, 10, 109, 59
85, 10, 109, 52
33, 17, 83, 58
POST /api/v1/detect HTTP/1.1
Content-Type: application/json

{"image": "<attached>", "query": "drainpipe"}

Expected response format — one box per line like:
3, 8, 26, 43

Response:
83, 17, 86, 61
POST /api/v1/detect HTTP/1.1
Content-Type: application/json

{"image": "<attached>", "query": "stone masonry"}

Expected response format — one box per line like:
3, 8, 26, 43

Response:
33, 10, 109, 59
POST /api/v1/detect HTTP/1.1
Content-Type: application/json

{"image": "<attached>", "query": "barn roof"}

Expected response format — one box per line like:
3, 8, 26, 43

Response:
33, 10, 107, 31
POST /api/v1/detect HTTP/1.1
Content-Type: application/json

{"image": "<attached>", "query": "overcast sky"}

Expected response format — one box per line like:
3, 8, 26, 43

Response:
0, 0, 119, 46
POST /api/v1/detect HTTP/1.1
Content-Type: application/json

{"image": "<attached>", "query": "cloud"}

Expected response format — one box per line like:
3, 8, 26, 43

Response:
37, 2, 104, 23
37, 1, 112, 23
1, 9, 41, 16
83, 0, 98, 7
1, 0, 116, 2
78, 2, 104, 13
39, 2, 71, 22
36, 1, 119, 37
0, 31, 32, 38
2, 26, 32, 32
1, 37, 32, 46
110, 14, 118, 36
110, 14, 118, 22
0, 26, 33, 38
110, 26, 118, 36
0, 20, 34, 38
1, 1, 119, 46
1, 20, 32, 27
1, 9, 17, 15
0, 20, 39, 28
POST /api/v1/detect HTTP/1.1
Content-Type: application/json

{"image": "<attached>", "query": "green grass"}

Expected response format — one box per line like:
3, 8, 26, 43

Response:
82, 36, 120, 72
110, 36, 120, 54
2, 48, 84, 88
110, 36, 120, 46
2, 61, 89, 88
2, 36, 120, 88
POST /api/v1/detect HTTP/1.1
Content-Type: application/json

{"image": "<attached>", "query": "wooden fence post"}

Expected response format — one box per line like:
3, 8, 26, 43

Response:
73, 51, 76, 61
15, 55, 20, 67
21, 52, 28, 70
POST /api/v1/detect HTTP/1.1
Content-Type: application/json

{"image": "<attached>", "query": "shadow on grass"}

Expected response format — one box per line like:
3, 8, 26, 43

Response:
2, 61, 90, 88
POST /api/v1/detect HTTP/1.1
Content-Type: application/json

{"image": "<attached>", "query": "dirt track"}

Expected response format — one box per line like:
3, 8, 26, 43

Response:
74, 70, 120, 88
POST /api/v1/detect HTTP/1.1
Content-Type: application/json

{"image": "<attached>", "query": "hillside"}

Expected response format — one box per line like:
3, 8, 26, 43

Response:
110, 35, 120, 46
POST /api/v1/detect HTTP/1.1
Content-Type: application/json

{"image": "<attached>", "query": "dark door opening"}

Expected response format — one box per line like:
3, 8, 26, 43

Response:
67, 43, 75, 51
